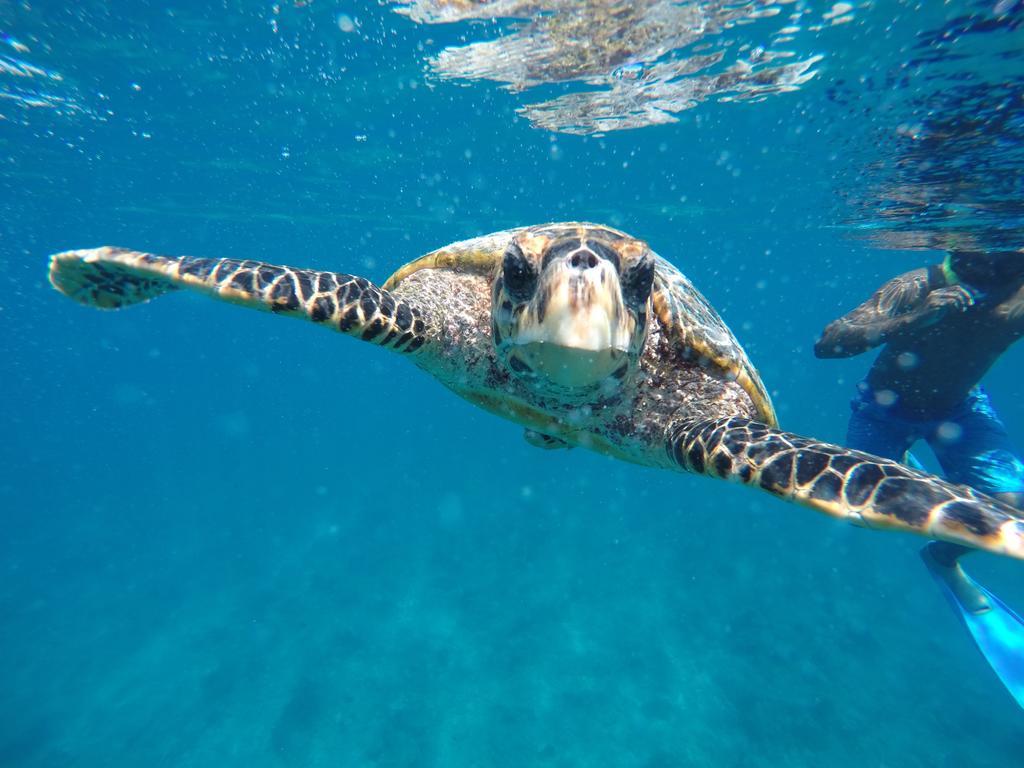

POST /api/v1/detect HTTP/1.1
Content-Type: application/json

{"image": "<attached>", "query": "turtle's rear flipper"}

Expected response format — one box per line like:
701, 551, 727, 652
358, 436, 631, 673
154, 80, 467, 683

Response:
49, 246, 429, 353
524, 429, 570, 450
668, 417, 1024, 560
921, 543, 1024, 708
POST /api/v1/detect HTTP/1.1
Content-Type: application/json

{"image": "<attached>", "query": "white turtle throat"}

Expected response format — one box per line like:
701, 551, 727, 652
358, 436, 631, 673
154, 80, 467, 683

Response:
509, 262, 634, 388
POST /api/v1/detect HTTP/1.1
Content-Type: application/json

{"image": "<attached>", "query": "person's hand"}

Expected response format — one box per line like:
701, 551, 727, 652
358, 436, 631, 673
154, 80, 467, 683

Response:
996, 286, 1024, 324
914, 285, 977, 327
1004, 299, 1024, 324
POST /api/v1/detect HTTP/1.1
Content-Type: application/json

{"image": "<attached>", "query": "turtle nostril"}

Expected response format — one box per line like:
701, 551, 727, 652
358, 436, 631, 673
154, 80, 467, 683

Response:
570, 251, 599, 270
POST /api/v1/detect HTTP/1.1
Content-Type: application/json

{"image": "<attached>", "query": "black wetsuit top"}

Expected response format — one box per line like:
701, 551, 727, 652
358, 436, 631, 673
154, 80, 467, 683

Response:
814, 264, 1024, 419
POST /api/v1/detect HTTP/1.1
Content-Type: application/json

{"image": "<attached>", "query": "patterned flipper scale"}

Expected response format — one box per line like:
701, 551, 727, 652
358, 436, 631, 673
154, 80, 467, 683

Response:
669, 417, 1024, 560
49, 247, 429, 353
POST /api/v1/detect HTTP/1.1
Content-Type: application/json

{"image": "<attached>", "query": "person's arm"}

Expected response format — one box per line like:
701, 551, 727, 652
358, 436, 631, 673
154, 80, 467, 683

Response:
994, 283, 1024, 333
814, 267, 973, 358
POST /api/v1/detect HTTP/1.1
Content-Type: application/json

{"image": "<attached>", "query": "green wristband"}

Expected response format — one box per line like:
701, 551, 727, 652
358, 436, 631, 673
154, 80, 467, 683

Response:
941, 254, 959, 285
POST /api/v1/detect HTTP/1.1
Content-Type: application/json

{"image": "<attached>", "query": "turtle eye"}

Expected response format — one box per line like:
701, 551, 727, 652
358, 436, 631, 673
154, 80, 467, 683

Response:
621, 252, 655, 309
502, 243, 538, 302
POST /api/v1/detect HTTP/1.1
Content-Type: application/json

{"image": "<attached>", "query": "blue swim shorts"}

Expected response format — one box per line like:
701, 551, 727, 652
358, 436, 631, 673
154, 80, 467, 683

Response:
846, 384, 1024, 495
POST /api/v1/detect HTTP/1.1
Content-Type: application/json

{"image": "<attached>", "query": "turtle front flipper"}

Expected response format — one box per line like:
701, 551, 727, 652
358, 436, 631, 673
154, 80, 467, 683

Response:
668, 417, 1024, 560
49, 247, 428, 353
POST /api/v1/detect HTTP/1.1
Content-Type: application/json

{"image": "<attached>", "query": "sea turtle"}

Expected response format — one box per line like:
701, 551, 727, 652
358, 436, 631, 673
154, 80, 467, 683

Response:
49, 222, 1024, 559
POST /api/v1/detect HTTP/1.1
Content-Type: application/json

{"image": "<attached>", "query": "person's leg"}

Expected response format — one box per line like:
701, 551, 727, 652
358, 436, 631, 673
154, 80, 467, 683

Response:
845, 395, 916, 461
921, 542, 989, 612
924, 387, 1024, 708
930, 387, 1024, 502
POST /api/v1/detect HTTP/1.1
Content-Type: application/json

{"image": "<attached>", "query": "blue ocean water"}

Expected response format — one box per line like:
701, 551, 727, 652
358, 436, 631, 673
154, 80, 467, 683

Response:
2, 1, 1023, 765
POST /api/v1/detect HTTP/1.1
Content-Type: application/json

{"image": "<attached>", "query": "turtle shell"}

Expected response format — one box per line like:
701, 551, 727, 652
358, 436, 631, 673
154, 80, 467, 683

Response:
382, 229, 513, 291
650, 256, 777, 426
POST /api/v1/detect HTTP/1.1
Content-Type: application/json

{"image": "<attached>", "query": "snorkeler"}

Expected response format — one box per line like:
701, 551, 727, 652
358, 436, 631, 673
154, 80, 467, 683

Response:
815, 249, 1024, 708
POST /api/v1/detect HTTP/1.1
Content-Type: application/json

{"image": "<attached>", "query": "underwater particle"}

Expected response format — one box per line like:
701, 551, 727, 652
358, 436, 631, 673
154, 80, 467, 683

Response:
896, 351, 919, 370
598, 375, 620, 396
874, 389, 898, 407
2, 33, 29, 53
337, 13, 356, 33
520, 485, 533, 500
354, 134, 367, 142
823, 3, 853, 21
281, 146, 291, 158
937, 422, 963, 444
896, 122, 923, 140
131, 82, 142, 91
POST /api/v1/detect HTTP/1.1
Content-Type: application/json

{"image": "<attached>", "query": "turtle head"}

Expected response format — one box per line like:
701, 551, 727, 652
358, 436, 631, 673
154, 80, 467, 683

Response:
492, 226, 654, 393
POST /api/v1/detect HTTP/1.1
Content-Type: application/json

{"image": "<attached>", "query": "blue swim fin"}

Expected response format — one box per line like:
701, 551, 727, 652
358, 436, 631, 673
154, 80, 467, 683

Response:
921, 546, 1024, 709
902, 450, 927, 472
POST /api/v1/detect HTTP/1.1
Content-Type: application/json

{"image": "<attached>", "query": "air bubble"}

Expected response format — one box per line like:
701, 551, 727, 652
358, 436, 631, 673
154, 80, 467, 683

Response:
337, 13, 356, 33
937, 422, 963, 444
896, 352, 919, 370
874, 389, 898, 407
